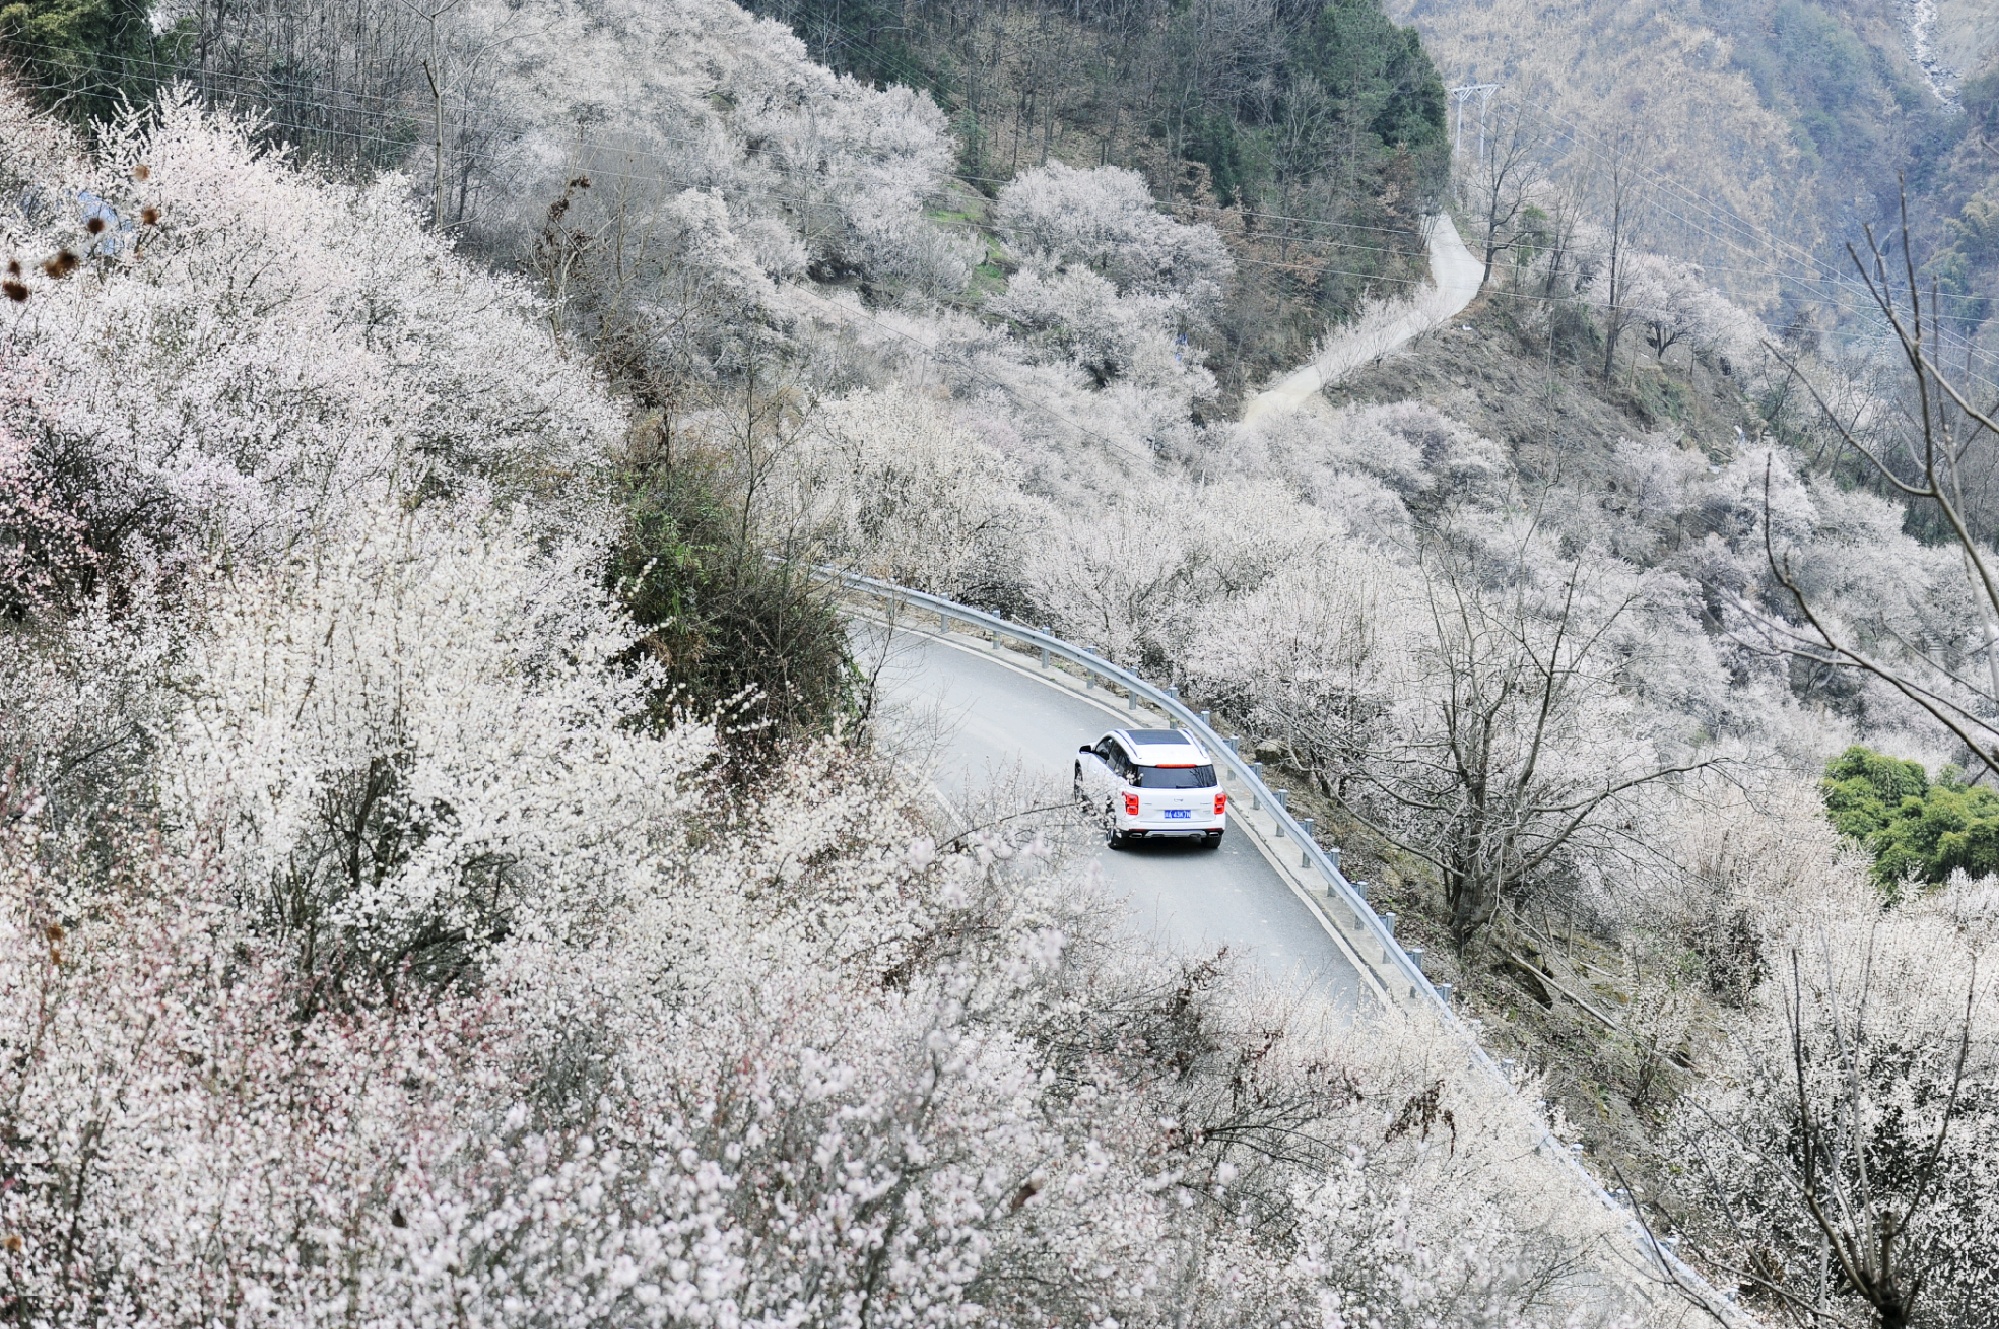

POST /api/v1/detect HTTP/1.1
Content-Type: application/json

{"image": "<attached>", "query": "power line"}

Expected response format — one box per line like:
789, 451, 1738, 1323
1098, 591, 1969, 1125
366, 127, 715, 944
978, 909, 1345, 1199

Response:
1, 35, 1444, 278
1457, 90, 1999, 395
735, 21, 1999, 389
817, 21, 1999, 359
802, 16, 1997, 335
8, 34, 1991, 396
13, 30, 1989, 333
0, 64, 1919, 393
15, 25, 1986, 320
50, 42, 1957, 336
797, 21, 1442, 242
1, 61, 1777, 324
1448, 83, 1500, 160
1505, 94, 1996, 327
1505, 96, 1866, 290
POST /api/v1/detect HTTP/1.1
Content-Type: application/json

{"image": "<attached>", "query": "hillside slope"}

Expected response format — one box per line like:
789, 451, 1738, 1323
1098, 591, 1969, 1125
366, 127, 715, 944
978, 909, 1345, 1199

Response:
1390, 0, 1996, 352
0, 78, 1678, 1328
6, 0, 1999, 1321
738, 0, 1452, 394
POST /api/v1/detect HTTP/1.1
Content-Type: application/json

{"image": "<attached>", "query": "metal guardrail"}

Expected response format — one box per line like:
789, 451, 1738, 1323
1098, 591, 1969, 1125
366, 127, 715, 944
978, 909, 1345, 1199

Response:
835, 567, 1757, 1327
838, 571, 1437, 1008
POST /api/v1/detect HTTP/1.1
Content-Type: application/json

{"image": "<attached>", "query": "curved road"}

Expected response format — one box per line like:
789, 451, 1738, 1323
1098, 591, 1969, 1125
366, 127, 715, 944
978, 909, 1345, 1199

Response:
859, 619, 1721, 1321
1242, 212, 1483, 423
862, 624, 1366, 1008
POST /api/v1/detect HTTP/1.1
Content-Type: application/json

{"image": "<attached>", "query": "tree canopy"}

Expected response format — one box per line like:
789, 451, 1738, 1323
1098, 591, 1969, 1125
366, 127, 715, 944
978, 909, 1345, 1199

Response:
1821, 746, 1999, 892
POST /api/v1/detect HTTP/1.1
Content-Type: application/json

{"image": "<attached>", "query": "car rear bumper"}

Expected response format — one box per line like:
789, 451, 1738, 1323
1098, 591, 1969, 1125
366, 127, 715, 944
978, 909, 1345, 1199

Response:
1119, 819, 1225, 837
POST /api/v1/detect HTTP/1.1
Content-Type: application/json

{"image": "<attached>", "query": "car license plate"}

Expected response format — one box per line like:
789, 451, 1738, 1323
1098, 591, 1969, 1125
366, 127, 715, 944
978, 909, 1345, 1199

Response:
1163, 809, 1191, 820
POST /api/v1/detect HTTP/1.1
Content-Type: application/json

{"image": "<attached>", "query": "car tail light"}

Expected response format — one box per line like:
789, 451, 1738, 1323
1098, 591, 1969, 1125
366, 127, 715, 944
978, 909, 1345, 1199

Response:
1123, 793, 1139, 817
1214, 792, 1227, 815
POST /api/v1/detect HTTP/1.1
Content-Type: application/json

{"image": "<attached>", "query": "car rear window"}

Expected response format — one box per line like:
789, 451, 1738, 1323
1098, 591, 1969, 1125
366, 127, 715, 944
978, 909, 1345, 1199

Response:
1133, 764, 1217, 789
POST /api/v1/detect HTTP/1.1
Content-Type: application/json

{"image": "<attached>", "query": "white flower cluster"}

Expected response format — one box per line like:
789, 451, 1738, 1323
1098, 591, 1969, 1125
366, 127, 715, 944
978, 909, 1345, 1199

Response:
8, 0, 1992, 1315
444, 0, 972, 293
987, 164, 1231, 403
1661, 787, 1999, 1323
994, 163, 1233, 308
1, 89, 620, 579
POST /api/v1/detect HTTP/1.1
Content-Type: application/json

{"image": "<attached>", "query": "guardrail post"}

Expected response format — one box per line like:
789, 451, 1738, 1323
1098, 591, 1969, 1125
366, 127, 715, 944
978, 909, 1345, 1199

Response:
1298, 816, 1314, 842
1126, 688, 1136, 711
1326, 845, 1341, 873
1350, 878, 1369, 902
1406, 946, 1425, 973
1272, 789, 1288, 814
1225, 736, 1239, 753
1436, 983, 1453, 1004
1166, 685, 1179, 700
1198, 708, 1211, 728
1381, 911, 1398, 936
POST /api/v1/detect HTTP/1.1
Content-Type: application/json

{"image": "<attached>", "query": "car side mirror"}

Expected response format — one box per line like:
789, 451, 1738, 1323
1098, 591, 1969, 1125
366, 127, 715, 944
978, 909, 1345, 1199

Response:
1078, 744, 1093, 754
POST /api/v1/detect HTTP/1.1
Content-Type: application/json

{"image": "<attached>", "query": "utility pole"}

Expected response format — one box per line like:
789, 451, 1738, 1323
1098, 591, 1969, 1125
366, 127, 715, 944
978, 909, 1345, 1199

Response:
398, 0, 466, 230
1449, 83, 1501, 161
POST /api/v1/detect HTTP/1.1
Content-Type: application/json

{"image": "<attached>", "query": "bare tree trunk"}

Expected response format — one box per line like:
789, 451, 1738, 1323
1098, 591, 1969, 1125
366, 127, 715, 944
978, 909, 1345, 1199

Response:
1597, 128, 1646, 383
1335, 546, 1709, 955
1466, 102, 1544, 288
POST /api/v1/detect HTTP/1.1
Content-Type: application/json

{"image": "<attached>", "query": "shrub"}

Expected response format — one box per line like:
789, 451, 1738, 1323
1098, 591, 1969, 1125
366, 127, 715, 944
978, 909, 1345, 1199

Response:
1821, 746, 1999, 891
0, 0, 162, 122
606, 434, 851, 752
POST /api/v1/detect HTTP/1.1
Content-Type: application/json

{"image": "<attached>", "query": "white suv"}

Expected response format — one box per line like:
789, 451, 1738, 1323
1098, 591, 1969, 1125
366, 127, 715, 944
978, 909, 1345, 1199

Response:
1074, 728, 1226, 850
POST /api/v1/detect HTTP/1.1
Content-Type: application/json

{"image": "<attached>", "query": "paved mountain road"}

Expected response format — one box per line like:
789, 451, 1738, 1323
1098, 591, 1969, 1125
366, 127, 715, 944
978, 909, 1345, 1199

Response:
862, 623, 1366, 1009
1242, 211, 1484, 424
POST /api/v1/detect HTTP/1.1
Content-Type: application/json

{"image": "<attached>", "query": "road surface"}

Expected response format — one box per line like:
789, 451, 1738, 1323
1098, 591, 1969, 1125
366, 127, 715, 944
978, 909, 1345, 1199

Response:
863, 624, 1366, 1008
1242, 212, 1483, 424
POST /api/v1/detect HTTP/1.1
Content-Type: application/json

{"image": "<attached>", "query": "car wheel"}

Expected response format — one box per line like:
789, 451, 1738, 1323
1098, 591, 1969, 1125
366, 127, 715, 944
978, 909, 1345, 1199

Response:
1104, 802, 1127, 850
1202, 832, 1223, 850
1073, 765, 1084, 805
